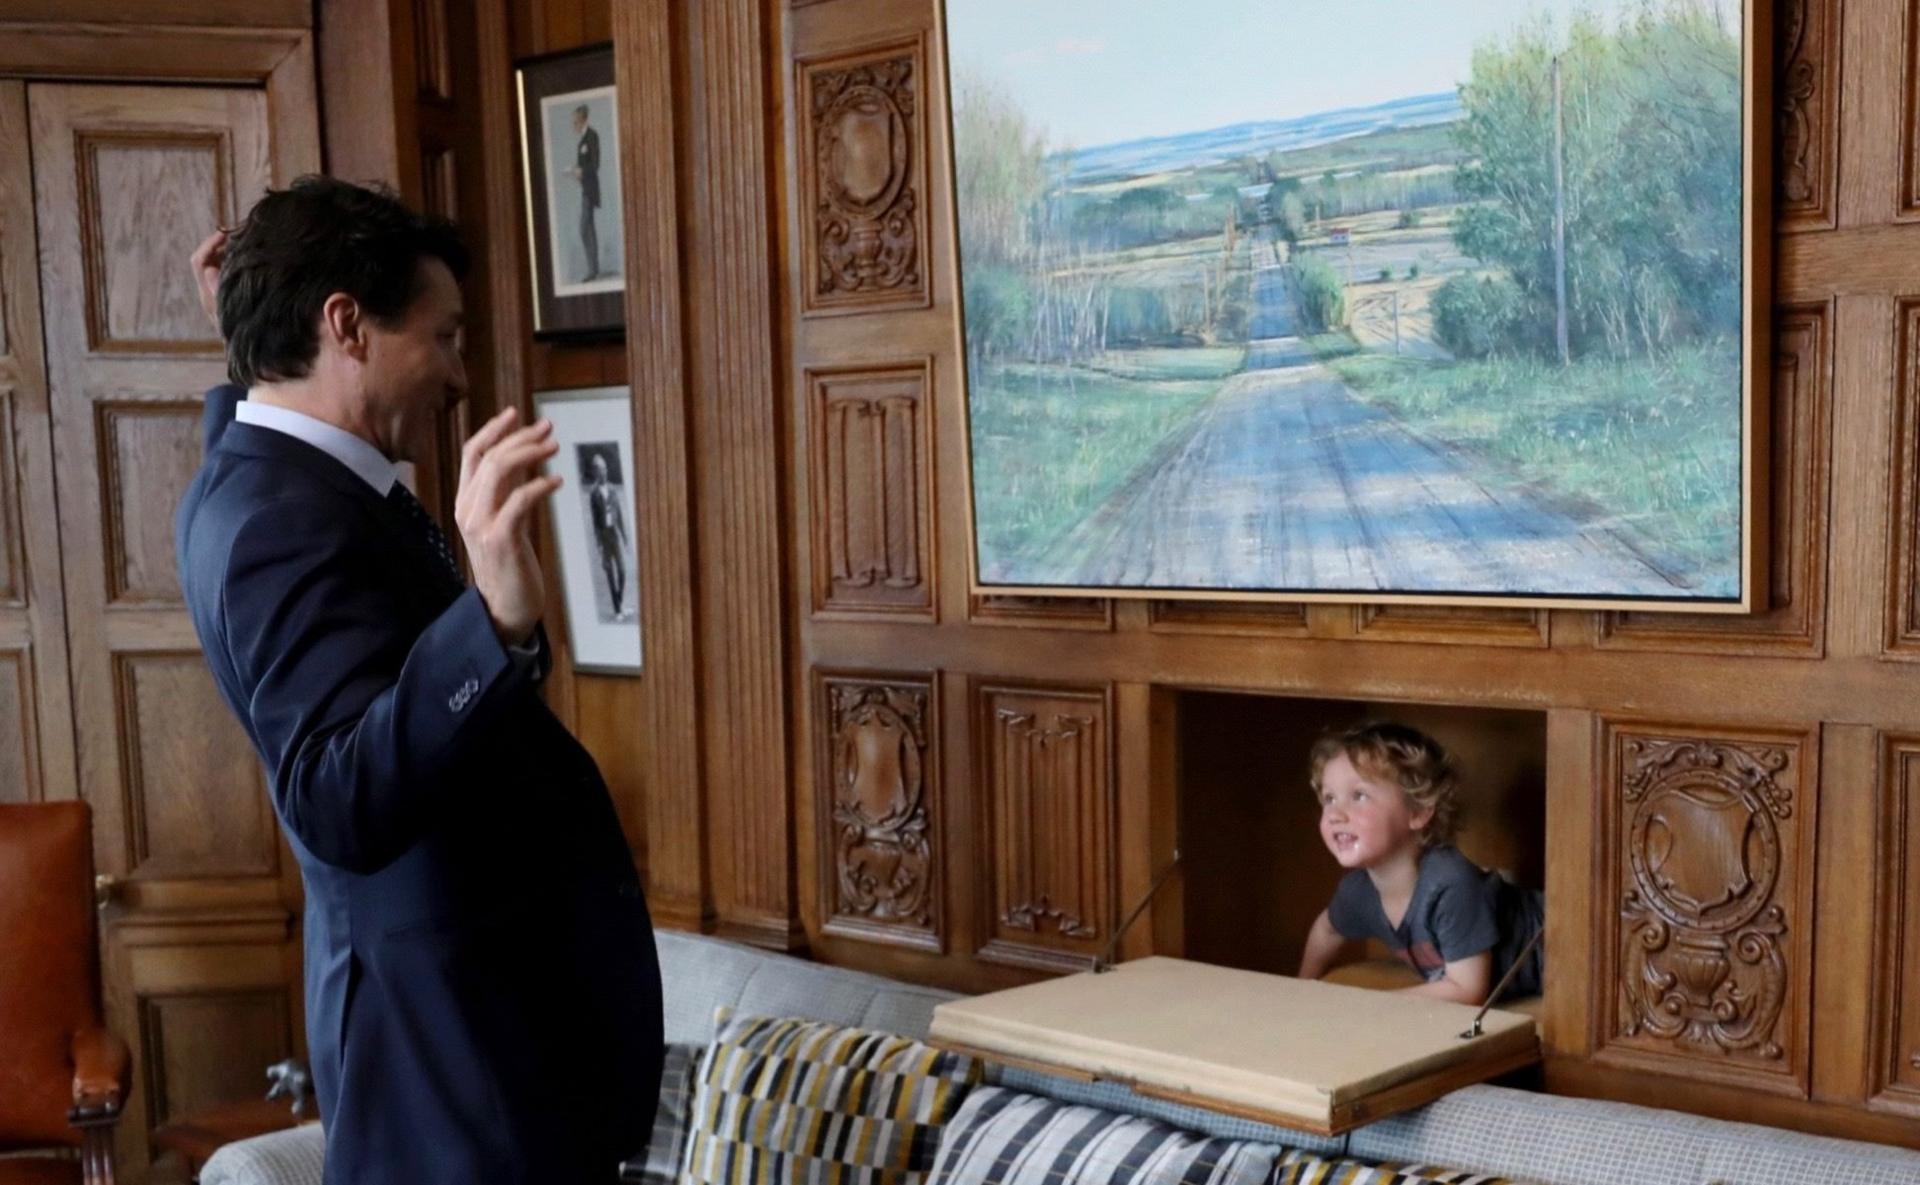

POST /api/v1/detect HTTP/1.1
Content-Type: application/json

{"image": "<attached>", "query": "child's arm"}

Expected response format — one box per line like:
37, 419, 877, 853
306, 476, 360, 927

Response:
1397, 951, 1492, 1005
1297, 909, 1345, 980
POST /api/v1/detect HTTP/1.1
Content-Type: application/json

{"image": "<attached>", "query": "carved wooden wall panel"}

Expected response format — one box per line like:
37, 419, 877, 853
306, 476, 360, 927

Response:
1780, 0, 1839, 230
969, 593, 1114, 630
1353, 604, 1549, 648
797, 37, 930, 316
1596, 722, 1817, 1096
976, 682, 1114, 972
78, 133, 231, 353
0, 650, 33, 803
98, 402, 201, 605
1147, 600, 1309, 636
139, 990, 290, 1128
1888, 298, 1920, 655
809, 362, 934, 619
1871, 735, 1920, 1112
116, 654, 274, 879
1600, 304, 1831, 654
817, 670, 941, 950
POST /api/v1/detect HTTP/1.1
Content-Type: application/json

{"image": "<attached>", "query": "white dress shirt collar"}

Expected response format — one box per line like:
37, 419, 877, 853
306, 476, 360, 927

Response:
234, 399, 398, 496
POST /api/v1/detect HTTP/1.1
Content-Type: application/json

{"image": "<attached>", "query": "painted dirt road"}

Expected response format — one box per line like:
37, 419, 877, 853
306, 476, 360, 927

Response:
1021, 260, 1687, 595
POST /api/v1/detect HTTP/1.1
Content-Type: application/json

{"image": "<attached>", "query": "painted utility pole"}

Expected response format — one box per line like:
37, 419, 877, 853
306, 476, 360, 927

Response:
1552, 53, 1570, 367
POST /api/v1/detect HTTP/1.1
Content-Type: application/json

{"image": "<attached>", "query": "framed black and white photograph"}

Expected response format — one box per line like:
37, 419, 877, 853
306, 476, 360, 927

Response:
516, 43, 625, 339
534, 385, 642, 673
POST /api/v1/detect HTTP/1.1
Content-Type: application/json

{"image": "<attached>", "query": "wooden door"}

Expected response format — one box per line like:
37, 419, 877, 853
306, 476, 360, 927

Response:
0, 81, 78, 807
26, 82, 303, 1169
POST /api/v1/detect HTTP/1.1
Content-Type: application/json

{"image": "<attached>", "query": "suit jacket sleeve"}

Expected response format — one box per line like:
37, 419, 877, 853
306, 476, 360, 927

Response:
221, 498, 535, 873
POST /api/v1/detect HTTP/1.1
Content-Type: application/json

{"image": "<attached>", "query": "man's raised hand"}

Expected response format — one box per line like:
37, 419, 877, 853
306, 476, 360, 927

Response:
456, 407, 563, 647
192, 228, 227, 334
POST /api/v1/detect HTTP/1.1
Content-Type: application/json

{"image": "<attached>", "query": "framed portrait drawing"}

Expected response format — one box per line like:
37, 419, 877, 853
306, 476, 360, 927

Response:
941, 0, 1768, 612
516, 43, 626, 339
534, 386, 642, 674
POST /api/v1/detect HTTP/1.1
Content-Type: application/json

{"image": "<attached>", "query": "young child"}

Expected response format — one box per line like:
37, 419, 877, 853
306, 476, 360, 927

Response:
1297, 722, 1544, 1006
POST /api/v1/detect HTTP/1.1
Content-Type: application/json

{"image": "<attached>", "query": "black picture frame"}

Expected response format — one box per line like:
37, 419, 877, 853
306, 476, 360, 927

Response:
515, 42, 625, 340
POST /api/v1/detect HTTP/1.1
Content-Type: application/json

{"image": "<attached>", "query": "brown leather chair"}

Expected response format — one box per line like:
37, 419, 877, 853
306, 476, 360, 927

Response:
0, 802, 131, 1185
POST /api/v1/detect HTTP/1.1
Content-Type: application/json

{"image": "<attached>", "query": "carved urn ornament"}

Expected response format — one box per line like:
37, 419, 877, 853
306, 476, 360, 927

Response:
1618, 737, 1792, 1060
812, 56, 920, 298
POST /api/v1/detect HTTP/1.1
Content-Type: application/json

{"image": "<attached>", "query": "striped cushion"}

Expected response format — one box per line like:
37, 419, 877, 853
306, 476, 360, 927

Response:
623, 1042, 705, 1184
683, 1011, 983, 1185
928, 1086, 1282, 1185
1274, 1150, 1523, 1185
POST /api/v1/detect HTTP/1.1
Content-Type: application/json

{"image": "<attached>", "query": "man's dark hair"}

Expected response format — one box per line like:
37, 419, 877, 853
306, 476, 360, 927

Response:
574, 104, 590, 121
218, 176, 469, 388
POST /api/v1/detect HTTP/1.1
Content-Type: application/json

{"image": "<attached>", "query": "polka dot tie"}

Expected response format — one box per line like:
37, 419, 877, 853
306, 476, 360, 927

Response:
386, 481, 465, 587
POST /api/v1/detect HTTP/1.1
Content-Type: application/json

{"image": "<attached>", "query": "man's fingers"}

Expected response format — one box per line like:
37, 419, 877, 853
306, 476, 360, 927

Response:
190, 229, 227, 271
495, 474, 565, 534
459, 407, 522, 486
468, 422, 555, 503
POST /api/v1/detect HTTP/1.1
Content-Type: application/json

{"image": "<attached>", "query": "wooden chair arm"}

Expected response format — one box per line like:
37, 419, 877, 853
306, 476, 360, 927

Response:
68, 1025, 131, 1120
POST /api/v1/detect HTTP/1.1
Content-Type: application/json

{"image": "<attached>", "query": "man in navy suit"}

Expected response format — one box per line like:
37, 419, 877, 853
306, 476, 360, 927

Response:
175, 177, 662, 1184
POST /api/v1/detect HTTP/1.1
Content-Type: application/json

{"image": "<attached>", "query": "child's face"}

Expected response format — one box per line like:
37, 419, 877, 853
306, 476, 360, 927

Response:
1316, 752, 1433, 871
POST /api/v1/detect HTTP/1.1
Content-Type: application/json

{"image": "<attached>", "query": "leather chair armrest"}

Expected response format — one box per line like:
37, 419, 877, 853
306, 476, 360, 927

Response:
68, 1025, 131, 1121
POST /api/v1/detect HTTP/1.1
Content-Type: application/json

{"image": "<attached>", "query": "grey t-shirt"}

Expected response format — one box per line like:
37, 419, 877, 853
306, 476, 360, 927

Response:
1326, 844, 1544, 997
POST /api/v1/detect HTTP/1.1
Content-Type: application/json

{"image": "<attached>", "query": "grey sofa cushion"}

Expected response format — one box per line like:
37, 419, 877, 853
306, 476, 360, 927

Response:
199, 1124, 325, 1185
1347, 1084, 1920, 1185
658, 928, 957, 1044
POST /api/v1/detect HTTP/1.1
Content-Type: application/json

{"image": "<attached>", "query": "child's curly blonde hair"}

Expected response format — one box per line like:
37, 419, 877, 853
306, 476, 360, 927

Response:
1308, 721, 1459, 847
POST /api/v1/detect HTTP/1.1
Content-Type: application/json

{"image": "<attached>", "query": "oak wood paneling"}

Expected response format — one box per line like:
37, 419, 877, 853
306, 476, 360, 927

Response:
1780, 0, 1841, 230
0, 390, 19, 606
0, 649, 33, 803
1870, 733, 1920, 1114
1146, 599, 1310, 637
797, 36, 931, 316
1888, 297, 1920, 655
615, 0, 709, 932
969, 593, 1114, 630
139, 990, 291, 1129
0, 81, 76, 808
1352, 604, 1550, 648
808, 361, 934, 619
1598, 304, 1832, 654
97, 403, 203, 605
79, 133, 231, 353
117, 654, 274, 880
688, 0, 799, 947
816, 670, 942, 951
975, 681, 1114, 973
1595, 720, 1818, 1097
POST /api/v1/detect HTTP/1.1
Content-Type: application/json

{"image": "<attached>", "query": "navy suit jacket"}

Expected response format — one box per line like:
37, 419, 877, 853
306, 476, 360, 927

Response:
177, 386, 663, 1185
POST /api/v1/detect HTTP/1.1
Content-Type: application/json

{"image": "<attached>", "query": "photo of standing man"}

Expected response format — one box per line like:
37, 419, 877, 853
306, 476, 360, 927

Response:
569, 103, 601, 283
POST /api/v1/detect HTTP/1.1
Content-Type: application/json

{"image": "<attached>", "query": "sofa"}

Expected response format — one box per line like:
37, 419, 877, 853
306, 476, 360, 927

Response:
201, 930, 1920, 1185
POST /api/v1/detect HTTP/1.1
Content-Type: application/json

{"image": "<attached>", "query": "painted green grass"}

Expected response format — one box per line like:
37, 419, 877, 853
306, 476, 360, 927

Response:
971, 352, 1238, 570
1309, 335, 1742, 591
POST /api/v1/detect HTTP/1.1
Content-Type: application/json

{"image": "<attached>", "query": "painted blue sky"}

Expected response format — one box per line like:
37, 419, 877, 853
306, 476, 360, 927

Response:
945, 0, 1738, 150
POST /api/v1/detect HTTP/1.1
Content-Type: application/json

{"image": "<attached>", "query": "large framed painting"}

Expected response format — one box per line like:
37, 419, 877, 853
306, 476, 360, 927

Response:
516, 43, 626, 340
941, 0, 1768, 610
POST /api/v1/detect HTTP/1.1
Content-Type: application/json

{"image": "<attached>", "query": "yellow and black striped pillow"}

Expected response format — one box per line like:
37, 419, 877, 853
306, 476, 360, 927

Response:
682, 1011, 984, 1185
